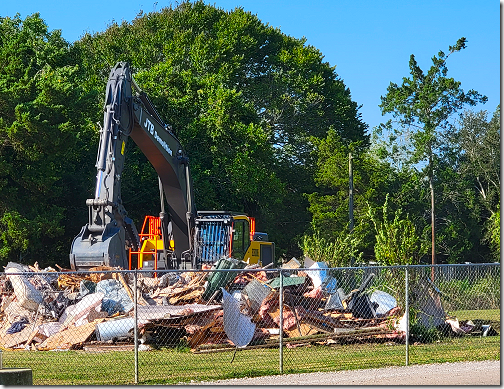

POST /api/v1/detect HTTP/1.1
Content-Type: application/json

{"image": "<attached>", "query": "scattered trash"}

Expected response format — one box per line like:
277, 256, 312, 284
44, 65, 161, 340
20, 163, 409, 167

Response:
282, 257, 301, 270
5, 262, 43, 311
95, 318, 135, 342
96, 279, 133, 315
412, 279, 445, 328
304, 261, 329, 289
6, 318, 29, 334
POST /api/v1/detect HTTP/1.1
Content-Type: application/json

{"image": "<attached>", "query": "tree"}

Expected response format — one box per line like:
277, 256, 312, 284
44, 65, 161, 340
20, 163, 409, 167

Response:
486, 206, 500, 260
378, 38, 487, 273
367, 194, 425, 266
0, 14, 96, 266
455, 107, 500, 213
73, 1, 367, 258
301, 230, 362, 268
306, 129, 393, 260
450, 106, 500, 261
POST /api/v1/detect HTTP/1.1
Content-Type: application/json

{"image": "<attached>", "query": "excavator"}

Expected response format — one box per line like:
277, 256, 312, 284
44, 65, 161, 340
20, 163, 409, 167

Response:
70, 62, 274, 271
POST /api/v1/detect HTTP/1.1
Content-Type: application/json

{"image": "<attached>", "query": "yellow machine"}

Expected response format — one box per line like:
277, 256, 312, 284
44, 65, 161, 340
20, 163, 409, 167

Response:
129, 212, 275, 270
228, 214, 275, 266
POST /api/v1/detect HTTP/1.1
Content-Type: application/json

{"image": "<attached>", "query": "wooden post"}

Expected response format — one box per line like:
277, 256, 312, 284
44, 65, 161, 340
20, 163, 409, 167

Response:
429, 159, 436, 282
405, 266, 409, 366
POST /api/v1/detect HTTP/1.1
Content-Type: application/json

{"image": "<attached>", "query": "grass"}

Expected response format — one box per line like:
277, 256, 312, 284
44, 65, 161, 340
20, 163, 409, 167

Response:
2, 309, 498, 385
4, 308, 499, 385
448, 309, 500, 327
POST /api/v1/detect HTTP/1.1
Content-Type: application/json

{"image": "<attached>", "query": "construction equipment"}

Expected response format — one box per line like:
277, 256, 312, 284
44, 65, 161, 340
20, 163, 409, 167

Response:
70, 62, 274, 271
128, 211, 275, 271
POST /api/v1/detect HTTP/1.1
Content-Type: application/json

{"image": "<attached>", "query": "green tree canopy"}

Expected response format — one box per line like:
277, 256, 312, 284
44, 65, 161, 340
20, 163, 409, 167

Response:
377, 38, 487, 269
0, 13, 96, 265
306, 129, 392, 261
454, 107, 500, 213
73, 1, 368, 258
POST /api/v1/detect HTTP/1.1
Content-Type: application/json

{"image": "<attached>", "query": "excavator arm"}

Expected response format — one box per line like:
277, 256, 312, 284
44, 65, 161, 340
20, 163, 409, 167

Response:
70, 62, 196, 270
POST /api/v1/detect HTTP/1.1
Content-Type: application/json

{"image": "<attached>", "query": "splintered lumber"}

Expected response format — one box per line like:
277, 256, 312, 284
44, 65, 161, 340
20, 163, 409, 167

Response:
134, 304, 221, 321
285, 322, 319, 338
186, 320, 227, 348
112, 272, 149, 306
83, 344, 135, 352
23, 319, 49, 346
88, 266, 116, 283
25, 327, 48, 346
57, 266, 118, 290
27, 262, 42, 272
57, 273, 91, 291
301, 316, 340, 334
113, 273, 134, 301
169, 287, 205, 304
186, 272, 207, 287
193, 342, 279, 354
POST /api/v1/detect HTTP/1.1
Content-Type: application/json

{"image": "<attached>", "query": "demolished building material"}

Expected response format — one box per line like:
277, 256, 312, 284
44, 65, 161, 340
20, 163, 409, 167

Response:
0, 260, 496, 353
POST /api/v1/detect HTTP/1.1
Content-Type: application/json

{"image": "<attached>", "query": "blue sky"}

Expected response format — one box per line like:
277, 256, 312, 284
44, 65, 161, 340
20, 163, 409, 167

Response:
2, 0, 500, 132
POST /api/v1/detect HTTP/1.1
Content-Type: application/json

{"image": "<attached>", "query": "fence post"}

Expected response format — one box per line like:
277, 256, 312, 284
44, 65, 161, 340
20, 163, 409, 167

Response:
134, 270, 138, 384
405, 266, 409, 366
279, 269, 283, 374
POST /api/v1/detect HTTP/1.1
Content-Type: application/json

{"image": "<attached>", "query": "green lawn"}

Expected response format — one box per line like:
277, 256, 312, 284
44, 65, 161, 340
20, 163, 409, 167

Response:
4, 309, 500, 385
448, 309, 500, 331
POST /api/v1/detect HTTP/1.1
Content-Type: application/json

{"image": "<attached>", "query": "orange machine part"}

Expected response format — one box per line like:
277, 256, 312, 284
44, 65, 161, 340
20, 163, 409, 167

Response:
249, 217, 256, 240
128, 215, 162, 270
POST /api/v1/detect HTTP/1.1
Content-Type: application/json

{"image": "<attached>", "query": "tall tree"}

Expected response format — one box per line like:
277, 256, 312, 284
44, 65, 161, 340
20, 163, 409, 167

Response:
0, 14, 96, 266
74, 1, 367, 259
378, 38, 487, 274
451, 106, 500, 261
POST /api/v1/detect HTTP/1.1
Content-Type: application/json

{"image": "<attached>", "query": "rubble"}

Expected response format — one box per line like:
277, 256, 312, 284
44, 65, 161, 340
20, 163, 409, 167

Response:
0, 259, 496, 353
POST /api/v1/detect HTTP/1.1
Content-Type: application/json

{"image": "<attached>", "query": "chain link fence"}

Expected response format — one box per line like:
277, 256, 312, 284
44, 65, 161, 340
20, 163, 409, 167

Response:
0, 261, 499, 385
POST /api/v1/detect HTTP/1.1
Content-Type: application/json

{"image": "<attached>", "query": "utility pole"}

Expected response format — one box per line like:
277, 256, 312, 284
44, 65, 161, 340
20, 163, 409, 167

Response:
429, 151, 436, 282
349, 152, 354, 266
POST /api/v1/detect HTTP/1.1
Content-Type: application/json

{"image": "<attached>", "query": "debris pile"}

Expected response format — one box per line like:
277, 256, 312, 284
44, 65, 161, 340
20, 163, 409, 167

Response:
0, 258, 496, 353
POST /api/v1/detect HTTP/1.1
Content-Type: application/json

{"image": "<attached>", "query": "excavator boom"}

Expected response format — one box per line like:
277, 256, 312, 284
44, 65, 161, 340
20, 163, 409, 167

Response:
70, 62, 195, 270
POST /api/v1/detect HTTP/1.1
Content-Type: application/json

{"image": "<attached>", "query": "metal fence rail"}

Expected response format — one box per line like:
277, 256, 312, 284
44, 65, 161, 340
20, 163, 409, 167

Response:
0, 262, 499, 385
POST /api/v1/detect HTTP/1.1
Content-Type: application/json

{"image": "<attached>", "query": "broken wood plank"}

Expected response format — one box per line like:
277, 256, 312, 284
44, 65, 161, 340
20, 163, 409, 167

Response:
284, 322, 319, 338
187, 321, 215, 349
113, 273, 134, 301
37, 319, 106, 350
193, 342, 278, 354
0, 326, 34, 349
83, 344, 135, 352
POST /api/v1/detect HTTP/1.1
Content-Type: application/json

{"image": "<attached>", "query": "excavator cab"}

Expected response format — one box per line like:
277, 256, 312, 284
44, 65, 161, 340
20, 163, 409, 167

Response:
193, 211, 275, 268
